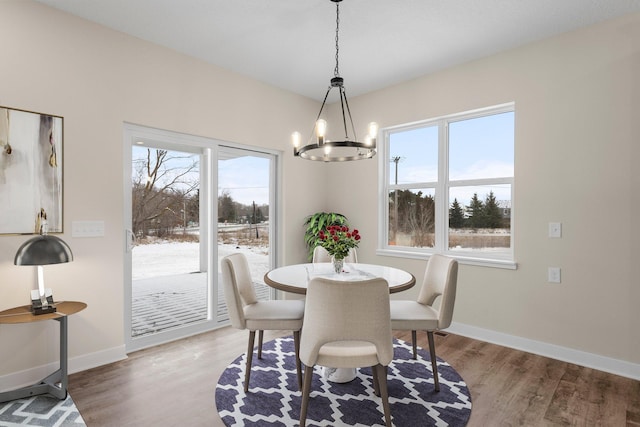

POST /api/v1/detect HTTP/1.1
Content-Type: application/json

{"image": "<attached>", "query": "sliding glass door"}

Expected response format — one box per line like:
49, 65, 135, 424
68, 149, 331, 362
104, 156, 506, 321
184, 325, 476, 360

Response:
217, 146, 276, 311
124, 124, 278, 352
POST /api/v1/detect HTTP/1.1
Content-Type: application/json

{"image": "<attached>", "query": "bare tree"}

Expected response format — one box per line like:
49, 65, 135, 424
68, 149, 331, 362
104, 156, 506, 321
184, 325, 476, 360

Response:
407, 192, 435, 247
393, 189, 435, 247
132, 149, 199, 238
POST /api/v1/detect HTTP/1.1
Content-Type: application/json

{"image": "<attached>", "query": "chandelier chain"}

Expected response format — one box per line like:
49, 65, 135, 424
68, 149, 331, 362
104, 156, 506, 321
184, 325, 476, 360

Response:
334, 1, 340, 77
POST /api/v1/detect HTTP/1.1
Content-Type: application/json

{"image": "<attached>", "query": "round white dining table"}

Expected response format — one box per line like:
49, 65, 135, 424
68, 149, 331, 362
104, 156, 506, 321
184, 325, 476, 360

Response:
264, 262, 416, 295
264, 262, 415, 383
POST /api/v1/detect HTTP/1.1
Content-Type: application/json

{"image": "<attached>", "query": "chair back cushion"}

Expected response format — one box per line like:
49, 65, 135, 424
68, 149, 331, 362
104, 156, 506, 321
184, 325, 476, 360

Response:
221, 253, 257, 329
300, 277, 392, 367
417, 254, 458, 329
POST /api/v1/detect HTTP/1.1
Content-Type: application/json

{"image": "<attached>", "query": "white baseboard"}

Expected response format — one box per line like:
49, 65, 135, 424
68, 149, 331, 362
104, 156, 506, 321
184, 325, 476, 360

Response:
69, 344, 128, 374
446, 322, 640, 381
0, 345, 127, 393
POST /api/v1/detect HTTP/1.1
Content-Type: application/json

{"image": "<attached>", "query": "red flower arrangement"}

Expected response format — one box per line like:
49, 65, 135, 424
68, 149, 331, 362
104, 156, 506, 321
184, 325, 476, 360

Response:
318, 225, 361, 260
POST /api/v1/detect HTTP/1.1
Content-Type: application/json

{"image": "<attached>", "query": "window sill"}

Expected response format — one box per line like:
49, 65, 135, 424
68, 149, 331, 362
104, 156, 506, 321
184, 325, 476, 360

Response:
376, 248, 518, 270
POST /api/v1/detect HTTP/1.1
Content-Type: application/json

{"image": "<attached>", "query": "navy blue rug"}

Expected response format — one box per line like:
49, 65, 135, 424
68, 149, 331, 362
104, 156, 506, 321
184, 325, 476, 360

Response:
216, 336, 472, 426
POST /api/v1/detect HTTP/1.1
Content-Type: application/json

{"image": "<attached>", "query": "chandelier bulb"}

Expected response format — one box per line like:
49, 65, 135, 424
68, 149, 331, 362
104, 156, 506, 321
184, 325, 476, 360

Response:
316, 119, 327, 137
316, 119, 327, 145
292, 131, 301, 149
368, 122, 379, 138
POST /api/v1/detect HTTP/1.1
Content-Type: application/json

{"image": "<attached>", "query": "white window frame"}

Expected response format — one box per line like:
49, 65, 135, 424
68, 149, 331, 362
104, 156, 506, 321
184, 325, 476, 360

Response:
377, 103, 516, 269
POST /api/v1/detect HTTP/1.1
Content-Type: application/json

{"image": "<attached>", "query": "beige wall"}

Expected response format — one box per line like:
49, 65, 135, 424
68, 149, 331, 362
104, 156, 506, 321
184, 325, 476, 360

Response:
330, 13, 640, 367
0, 0, 323, 379
0, 0, 638, 383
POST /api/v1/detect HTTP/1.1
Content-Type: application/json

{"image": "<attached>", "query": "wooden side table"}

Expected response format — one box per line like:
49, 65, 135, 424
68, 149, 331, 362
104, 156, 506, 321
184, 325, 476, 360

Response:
0, 301, 87, 403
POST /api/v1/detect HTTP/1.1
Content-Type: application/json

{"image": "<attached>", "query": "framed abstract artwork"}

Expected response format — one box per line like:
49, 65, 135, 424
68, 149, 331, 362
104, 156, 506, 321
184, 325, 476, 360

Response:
0, 106, 64, 234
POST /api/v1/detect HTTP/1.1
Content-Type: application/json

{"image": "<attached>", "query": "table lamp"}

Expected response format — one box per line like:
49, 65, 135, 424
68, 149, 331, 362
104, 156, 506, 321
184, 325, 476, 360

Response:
14, 223, 73, 315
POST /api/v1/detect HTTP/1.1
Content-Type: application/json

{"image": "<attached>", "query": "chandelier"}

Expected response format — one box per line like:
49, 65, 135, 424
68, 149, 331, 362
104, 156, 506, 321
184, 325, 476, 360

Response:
292, 0, 378, 162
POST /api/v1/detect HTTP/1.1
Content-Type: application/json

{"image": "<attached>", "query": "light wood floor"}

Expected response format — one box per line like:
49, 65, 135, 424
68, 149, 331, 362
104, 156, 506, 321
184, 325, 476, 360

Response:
68, 328, 640, 426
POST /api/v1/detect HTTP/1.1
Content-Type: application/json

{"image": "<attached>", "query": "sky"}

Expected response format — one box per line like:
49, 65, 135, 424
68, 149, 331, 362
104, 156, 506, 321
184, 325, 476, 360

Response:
389, 111, 514, 207
218, 155, 270, 206
132, 146, 270, 206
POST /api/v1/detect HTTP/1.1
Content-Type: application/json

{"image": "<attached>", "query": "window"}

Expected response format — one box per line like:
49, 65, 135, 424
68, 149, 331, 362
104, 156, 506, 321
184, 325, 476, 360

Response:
379, 103, 515, 268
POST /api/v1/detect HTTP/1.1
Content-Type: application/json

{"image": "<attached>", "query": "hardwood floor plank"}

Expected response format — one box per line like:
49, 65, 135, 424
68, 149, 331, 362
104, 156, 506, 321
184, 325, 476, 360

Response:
67, 327, 639, 426
628, 380, 640, 426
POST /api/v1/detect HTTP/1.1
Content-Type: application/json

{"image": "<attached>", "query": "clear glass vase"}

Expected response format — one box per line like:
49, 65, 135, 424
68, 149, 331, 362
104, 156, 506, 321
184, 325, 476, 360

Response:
331, 256, 344, 274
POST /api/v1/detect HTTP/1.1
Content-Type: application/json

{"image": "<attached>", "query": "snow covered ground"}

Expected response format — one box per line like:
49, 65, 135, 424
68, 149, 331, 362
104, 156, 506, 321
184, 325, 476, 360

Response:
132, 241, 269, 280
131, 241, 270, 337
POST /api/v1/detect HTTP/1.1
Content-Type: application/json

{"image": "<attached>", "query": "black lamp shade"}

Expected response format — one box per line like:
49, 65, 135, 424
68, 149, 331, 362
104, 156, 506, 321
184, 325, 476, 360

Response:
14, 235, 74, 266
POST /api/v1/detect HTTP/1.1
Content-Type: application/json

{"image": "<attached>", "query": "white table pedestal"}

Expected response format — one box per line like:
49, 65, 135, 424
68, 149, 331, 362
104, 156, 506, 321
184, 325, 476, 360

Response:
322, 366, 357, 383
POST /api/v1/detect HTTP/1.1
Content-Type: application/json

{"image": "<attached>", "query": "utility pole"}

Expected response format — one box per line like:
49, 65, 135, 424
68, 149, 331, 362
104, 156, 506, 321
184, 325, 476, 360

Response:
182, 200, 186, 234
390, 156, 403, 242
253, 201, 259, 239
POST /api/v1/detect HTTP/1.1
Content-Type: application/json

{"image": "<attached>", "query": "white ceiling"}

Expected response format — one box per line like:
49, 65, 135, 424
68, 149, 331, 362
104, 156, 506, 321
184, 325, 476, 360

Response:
35, 0, 640, 101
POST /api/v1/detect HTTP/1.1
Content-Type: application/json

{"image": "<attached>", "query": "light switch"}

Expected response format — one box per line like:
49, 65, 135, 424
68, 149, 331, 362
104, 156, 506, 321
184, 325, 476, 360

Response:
72, 221, 105, 237
548, 222, 562, 238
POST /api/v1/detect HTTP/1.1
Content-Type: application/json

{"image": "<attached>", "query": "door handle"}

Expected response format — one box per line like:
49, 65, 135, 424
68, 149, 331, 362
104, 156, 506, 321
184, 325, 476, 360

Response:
125, 229, 136, 253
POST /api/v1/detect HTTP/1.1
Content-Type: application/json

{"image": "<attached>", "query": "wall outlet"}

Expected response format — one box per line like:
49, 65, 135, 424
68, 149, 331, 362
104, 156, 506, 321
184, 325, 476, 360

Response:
548, 267, 561, 283
548, 222, 562, 238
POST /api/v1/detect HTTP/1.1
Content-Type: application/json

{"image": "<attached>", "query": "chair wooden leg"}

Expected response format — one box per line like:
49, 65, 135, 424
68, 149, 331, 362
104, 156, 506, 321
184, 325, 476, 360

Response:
427, 330, 440, 392
293, 330, 302, 390
372, 364, 381, 396
411, 330, 418, 359
244, 331, 256, 392
300, 364, 313, 427
258, 330, 264, 359
375, 364, 392, 427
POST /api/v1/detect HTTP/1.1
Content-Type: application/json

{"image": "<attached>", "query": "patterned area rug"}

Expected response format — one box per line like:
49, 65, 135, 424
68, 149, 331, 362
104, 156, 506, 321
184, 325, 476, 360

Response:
0, 394, 85, 427
216, 336, 472, 426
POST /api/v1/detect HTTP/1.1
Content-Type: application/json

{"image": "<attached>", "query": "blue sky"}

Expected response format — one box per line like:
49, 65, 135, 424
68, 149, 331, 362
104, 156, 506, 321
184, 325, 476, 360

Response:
132, 146, 270, 206
218, 155, 270, 206
389, 111, 514, 206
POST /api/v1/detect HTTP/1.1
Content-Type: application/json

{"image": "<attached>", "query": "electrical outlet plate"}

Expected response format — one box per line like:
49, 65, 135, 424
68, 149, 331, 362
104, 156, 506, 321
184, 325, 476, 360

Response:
548, 267, 561, 283
548, 222, 562, 238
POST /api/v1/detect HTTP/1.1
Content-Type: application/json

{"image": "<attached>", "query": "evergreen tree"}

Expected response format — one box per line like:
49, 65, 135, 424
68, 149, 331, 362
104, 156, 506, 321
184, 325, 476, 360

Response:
484, 191, 502, 228
466, 193, 485, 228
449, 198, 465, 228
185, 190, 199, 226
218, 190, 236, 222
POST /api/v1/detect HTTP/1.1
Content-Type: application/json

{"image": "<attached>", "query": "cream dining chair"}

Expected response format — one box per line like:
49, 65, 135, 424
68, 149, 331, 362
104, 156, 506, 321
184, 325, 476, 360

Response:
299, 277, 393, 427
312, 245, 358, 263
220, 253, 305, 392
390, 254, 458, 392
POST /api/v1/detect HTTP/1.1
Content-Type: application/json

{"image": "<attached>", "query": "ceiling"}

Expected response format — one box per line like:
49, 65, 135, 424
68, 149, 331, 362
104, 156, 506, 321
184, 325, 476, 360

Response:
35, 0, 640, 101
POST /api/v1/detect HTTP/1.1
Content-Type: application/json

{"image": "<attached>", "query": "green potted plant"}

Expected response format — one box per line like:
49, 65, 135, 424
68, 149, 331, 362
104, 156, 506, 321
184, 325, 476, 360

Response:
303, 212, 348, 261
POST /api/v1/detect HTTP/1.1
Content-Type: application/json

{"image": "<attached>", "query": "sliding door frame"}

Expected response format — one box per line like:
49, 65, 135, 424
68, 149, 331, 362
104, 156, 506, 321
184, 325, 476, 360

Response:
123, 123, 281, 352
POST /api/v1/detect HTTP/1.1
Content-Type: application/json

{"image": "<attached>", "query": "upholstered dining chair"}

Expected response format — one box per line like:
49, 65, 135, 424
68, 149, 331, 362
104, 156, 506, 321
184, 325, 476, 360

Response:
390, 254, 458, 392
220, 253, 305, 392
299, 277, 393, 427
312, 245, 358, 263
